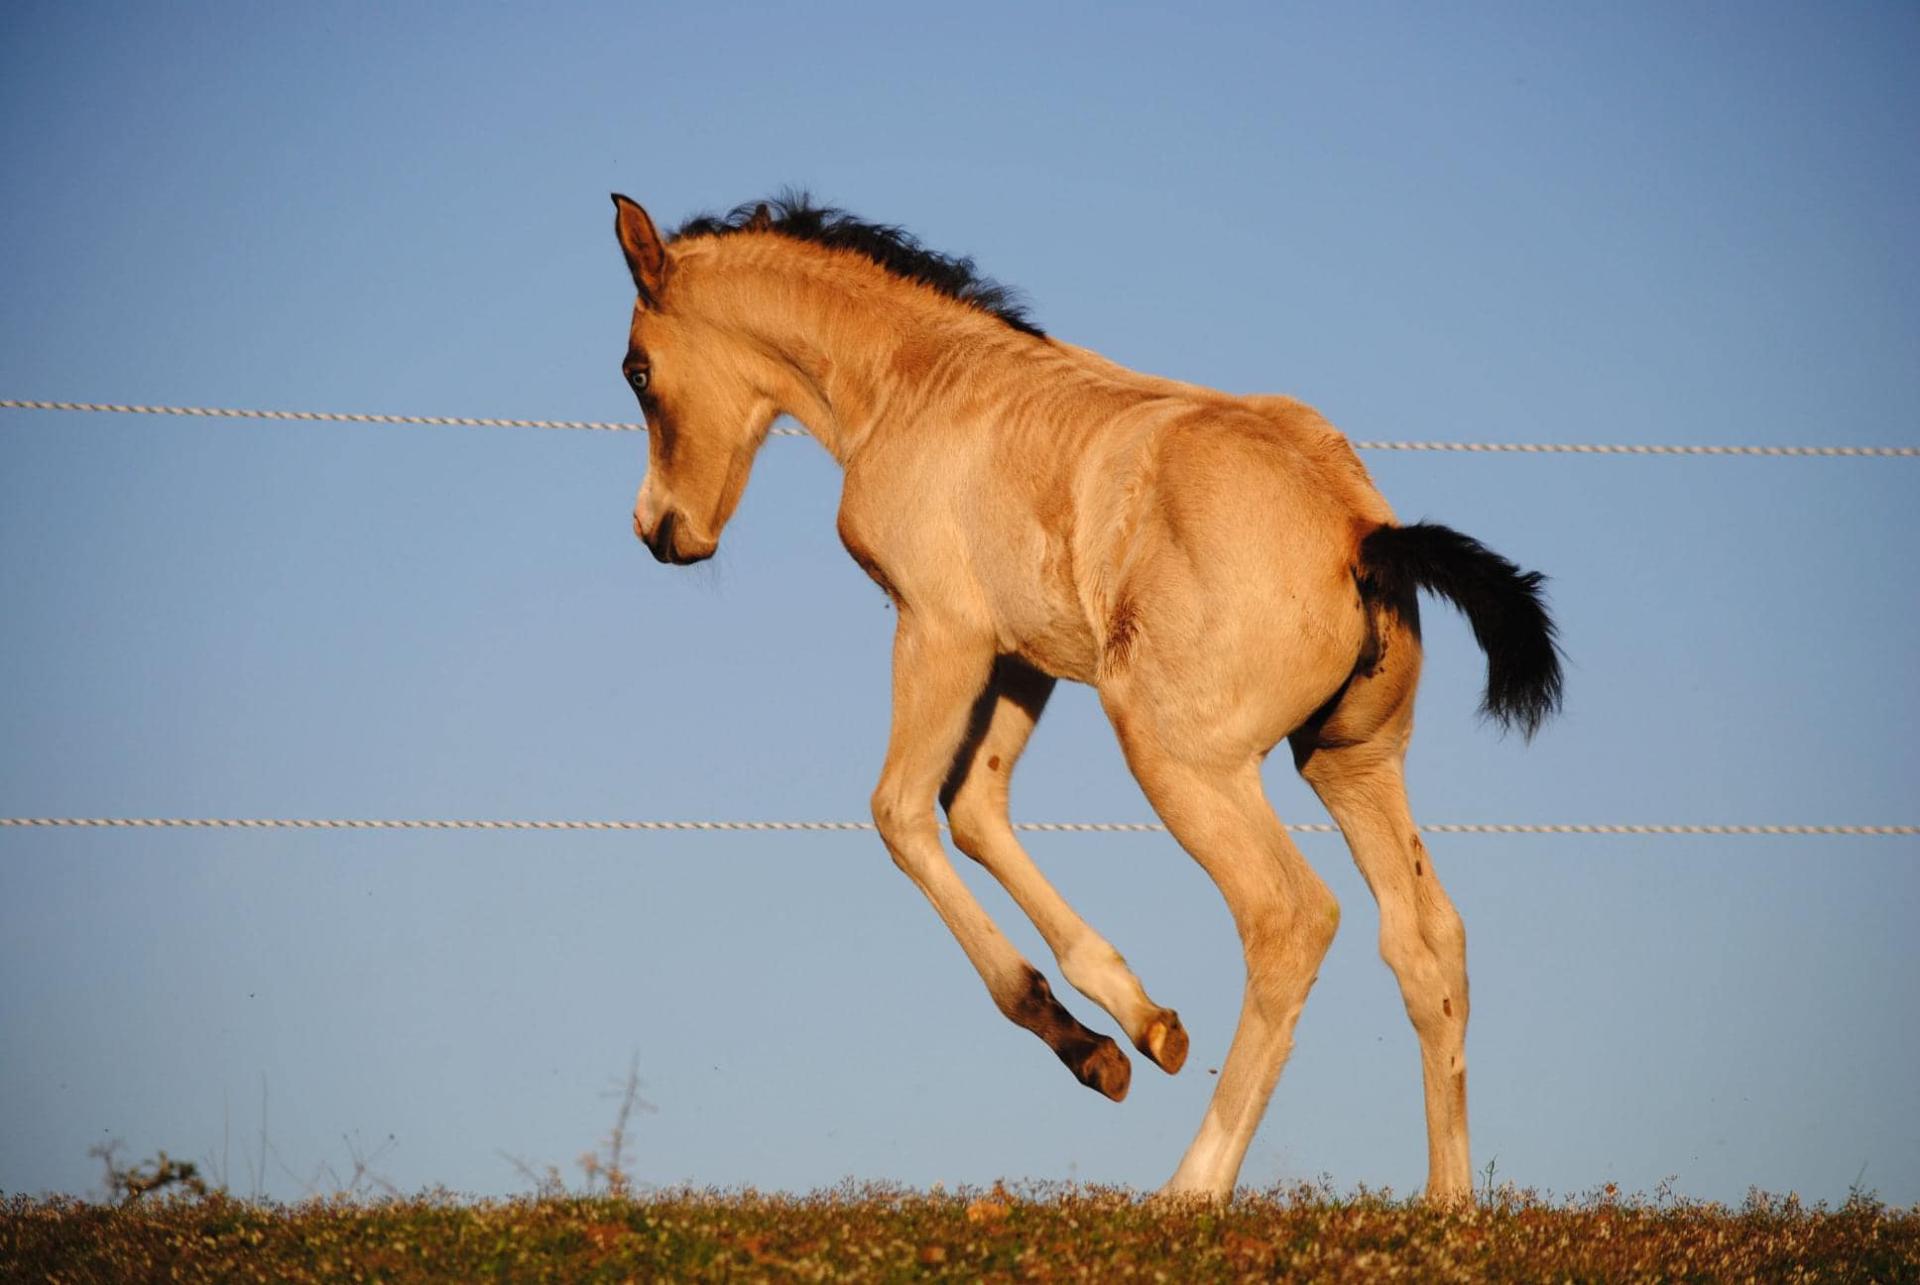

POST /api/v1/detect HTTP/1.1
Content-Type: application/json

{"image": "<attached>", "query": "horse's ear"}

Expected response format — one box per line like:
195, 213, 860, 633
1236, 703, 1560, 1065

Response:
611, 194, 669, 304
746, 202, 773, 232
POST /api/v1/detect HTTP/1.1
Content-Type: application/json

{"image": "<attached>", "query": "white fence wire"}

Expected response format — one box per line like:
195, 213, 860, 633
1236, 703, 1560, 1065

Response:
0, 818, 1913, 837
6, 399, 1918, 456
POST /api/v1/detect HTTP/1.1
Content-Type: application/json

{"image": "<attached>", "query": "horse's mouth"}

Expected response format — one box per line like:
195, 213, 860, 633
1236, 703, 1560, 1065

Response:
643, 511, 715, 565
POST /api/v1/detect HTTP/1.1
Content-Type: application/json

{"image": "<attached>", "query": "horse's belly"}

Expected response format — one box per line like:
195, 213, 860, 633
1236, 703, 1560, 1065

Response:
996, 583, 1101, 682
984, 526, 1102, 682
1007, 615, 1100, 684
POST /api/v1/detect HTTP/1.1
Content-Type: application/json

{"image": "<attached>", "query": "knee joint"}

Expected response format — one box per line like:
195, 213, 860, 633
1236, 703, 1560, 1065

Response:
1292, 880, 1342, 957
1310, 888, 1342, 952
941, 790, 1006, 859
1244, 884, 1340, 970
1378, 913, 1432, 977
1425, 905, 1467, 960
871, 786, 935, 857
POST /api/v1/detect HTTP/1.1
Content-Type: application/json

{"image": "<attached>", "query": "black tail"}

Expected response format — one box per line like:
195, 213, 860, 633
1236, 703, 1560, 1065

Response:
1359, 522, 1564, 738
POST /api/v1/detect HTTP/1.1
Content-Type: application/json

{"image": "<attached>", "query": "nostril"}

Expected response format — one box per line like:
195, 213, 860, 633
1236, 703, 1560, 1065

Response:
646, 510, 678, 562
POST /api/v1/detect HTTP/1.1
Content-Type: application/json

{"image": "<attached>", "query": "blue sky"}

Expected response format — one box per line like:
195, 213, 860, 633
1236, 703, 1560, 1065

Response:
2, 2, 1915, 1205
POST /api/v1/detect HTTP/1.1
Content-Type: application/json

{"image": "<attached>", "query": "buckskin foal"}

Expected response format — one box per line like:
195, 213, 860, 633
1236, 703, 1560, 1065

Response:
609, 193, 1562, 1203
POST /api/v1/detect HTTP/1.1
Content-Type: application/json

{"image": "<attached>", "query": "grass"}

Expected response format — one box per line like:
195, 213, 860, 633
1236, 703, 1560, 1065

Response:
6, 1181, 1918, 1282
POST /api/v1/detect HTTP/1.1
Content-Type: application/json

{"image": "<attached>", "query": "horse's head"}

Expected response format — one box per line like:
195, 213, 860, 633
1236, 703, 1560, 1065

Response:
612, 194, 782, 565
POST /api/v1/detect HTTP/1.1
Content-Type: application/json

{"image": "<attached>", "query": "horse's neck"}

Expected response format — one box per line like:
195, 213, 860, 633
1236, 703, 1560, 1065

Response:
707, 254, 1024, 464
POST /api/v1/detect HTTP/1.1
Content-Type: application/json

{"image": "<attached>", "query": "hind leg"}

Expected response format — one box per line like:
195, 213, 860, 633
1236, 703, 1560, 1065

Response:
942, 657, 1188, 1074
1102, 686, 1340, 1198
1293, 637, 1474, 1201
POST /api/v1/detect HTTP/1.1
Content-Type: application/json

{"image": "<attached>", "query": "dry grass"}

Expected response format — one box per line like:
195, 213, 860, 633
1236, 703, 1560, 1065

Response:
5, 1181, 1917, 1282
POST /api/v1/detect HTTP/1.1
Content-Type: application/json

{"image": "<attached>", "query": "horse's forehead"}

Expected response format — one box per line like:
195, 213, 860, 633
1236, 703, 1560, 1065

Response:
625, 301, 657, 356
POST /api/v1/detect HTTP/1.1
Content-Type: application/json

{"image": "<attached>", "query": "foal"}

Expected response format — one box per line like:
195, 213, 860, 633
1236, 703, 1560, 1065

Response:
610, 193, 1562, 1202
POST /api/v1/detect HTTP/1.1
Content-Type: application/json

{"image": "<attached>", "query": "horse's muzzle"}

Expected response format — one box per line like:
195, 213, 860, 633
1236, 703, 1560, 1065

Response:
638, 509, 713, 566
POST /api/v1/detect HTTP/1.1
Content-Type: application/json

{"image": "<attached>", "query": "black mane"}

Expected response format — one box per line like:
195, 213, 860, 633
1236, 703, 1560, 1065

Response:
672, 192, 1045, 339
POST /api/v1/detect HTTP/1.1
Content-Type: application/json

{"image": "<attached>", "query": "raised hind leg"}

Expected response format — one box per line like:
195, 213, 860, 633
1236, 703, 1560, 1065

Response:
941, 656, 1188, 1074
1104, 691, 1341, 1198
872, 615, 1132, 1101
1293, 647, 1474, 1202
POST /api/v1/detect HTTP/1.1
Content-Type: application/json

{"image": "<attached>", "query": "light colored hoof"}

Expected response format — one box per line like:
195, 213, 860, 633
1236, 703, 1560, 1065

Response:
1136, 1009, 1189, 1075
1150, 1181, 1226, 1207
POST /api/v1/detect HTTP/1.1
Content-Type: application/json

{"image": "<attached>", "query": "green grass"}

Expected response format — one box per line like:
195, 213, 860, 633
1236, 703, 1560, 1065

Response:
6, 1183, 1917, 1282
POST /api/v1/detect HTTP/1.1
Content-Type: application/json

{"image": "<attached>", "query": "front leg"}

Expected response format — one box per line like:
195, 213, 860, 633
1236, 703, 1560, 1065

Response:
941, 658, 1188, 1075
872, 611, 1131, 1101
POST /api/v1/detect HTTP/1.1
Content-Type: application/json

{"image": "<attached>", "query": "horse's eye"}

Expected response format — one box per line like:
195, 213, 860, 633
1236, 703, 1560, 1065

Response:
628, 368, 650, 393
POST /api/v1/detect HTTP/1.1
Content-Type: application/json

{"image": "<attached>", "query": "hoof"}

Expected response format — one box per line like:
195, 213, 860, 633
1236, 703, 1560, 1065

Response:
1073, 1037, 1132, 1102
1151, 1181, 1226, 1207
1136, 1009, 1189, 1075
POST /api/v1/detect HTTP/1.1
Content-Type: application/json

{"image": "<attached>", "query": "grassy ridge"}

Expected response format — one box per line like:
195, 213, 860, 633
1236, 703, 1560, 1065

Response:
6, 1184, 1917, 1282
